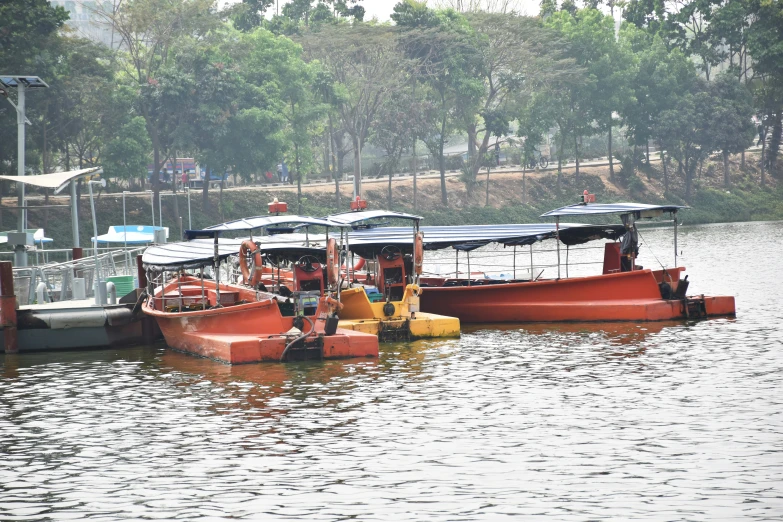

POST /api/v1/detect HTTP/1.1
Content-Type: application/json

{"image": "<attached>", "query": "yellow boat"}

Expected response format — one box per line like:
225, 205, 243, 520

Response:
337, 283, 460, 341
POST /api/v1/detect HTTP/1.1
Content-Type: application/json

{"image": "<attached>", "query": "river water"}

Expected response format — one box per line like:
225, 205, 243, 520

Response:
2, 221, 782, 521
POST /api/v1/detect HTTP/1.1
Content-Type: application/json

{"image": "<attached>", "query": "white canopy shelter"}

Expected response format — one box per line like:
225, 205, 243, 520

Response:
0, 167, 102, 194
0, 167, 102, 255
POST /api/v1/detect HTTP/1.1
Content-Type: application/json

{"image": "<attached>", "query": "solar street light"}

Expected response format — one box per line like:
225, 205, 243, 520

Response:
1, 77, 48, 222
1, 76, 49, 266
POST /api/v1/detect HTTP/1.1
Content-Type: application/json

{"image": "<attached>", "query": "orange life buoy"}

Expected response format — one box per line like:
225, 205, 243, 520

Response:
239, 239, 263, 286
352, 257, 366, 271
414, 231, 424, 275
326, 238, 339, 287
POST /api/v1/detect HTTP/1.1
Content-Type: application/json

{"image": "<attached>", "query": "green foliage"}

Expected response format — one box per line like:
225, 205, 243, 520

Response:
103, 117, 152, 184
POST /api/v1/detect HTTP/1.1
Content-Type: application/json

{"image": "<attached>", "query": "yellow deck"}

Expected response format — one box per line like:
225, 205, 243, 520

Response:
337, 284, 460, 340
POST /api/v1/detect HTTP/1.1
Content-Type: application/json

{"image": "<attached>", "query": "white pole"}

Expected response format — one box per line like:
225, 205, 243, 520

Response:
17, 82, 25, 233
70, 180, 80, 247
88, 182, 102, 305
122, 191, 128, 251
149, 191, 155, 227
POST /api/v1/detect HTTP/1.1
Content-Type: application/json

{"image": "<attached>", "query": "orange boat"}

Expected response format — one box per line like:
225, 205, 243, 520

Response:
141, 215, 378, 364
346, 200, 736, 323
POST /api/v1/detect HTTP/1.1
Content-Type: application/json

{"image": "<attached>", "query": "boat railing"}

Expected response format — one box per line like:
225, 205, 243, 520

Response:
421, 244, 608, 281
10, 246, 146, 305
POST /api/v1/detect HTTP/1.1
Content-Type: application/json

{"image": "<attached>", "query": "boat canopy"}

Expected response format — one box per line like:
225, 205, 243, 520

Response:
345, 223, 625, 257
142, 238, 243, 271
185, 215, 345, 240
326, 210, 422, 228
142, 235, 333, 271
541, 202, 687, 218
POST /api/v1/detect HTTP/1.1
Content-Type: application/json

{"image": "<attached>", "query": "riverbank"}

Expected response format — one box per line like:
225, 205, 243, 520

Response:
2, 150, 781, 250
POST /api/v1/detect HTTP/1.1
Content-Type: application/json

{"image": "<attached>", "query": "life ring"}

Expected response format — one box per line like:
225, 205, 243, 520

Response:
414, 231, 424, 275
352, 257, 366, 271
239, 239, 263, 286
326, 238, 339, 287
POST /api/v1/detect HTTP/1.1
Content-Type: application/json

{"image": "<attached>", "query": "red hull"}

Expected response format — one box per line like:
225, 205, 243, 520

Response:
419, 268, 735, 323
143, 277, 378, 364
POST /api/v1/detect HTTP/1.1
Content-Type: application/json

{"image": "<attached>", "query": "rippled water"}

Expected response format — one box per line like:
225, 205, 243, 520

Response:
2, 221, 782, 521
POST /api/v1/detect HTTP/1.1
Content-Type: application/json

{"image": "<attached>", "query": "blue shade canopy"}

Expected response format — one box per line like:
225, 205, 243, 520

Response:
92, 226, 168, 245
541, 202, 687, 218
0, 76, 49, 88
326, 210, 423, 227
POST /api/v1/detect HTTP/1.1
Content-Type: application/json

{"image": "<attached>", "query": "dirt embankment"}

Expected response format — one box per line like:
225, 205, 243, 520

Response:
1, 150, 778, 250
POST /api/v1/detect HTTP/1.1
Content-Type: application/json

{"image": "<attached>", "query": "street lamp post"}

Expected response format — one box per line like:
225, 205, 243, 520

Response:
1, 75, 49, 267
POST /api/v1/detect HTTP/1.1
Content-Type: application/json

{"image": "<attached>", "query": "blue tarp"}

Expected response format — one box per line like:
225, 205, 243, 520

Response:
92, 225, 168, 244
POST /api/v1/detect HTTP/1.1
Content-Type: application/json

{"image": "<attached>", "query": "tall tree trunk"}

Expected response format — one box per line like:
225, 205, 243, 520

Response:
769, 112, 782, 177
685, 156, 693, 203
485, 168, 490, 207
760, 136, 766, 186
723, 150, 730, 188
202, 166, 211, 209
608, 117, 614, 181
438, 112, 448, 206
661, 150, 669, 194
574, 133, 580, 184
328, 115, 341, 208
295, 142, 303, 214
522, 164, 527, 205
645, 140, 650, 165
388, 171, 393, 208
352, 134, 362, 198
412, 138, 418, 211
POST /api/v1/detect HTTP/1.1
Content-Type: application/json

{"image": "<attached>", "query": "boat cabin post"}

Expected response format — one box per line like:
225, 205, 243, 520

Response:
213, 232, 221, 305
467, 251, 471, 286
556, 217, 561, 279
673, 210, 678, 268
513, 245, 516, 279
529, 244, 534, 280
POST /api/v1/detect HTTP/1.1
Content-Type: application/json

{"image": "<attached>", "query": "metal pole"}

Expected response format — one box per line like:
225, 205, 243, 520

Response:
88, 182, 102, 305
17, 82, 25, 233
513, 245, 516, 280
530, 244, 534, 281
70, 180, 80, 247
556, 218, 561, 279
673, 211, 678, 268
186, 187, 192, 229
122, 191, 128, 251
467, 251, 471, 286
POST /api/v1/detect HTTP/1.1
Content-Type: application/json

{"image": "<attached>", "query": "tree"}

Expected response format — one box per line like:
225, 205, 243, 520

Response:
621, 28, 695, 194
103, 117, 153, 189
466, 12, 576, 192
394, 2, 484, 205
301, 23, 407, 198
98, 0, 218, 202
708, 73, 755, 188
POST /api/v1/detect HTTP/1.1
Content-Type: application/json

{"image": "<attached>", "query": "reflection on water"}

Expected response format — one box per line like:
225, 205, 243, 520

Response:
1, 221, 782, 521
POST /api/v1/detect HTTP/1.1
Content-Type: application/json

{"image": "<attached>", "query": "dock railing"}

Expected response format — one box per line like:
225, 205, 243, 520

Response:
7, 246, 146, 305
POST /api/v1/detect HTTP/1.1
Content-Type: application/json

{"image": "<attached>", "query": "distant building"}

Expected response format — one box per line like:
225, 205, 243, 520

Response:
49, 0, 120, 48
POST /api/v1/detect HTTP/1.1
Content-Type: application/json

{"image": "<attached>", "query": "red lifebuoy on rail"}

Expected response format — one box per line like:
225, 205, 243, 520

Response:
352, 257, 366, 271
239, 239, 263, 286
326, 238, 339, 287
414, 232, 424, 275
